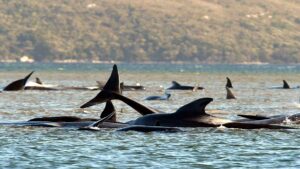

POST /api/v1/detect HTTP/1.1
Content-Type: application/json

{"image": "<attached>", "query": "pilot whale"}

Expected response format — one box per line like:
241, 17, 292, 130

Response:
24, 77, 99, 91
144, 92, 171, 101
120, 82, 145, 91
0, 101, 125, 128
167, 81, 204, 90
81, 64, 293, 129
270, 80, 300, 89
237, 113, 300, 124
3, 71, 34, 91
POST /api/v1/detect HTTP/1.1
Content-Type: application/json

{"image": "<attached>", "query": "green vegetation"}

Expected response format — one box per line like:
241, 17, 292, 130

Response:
0, 0, 299, 63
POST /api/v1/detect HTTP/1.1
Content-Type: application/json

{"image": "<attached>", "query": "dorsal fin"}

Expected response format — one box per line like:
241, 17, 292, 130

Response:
100, 101, 116, 122
171, 81, 181, 87
174, 97, 213, 118
3, 71, 34, 91
226, 77, 233, 88
36, 77, 42, 84
226, 87, 236, 99
80, 65, 121, 108
283, 80, 290, 89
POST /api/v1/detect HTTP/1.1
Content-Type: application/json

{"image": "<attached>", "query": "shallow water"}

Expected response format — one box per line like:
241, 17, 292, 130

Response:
0, 63, 300, 168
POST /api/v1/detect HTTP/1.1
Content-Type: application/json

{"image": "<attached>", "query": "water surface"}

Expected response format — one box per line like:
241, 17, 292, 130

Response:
0, 63, 300, 168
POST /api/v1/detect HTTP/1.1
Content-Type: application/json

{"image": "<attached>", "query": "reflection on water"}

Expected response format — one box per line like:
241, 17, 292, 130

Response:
0, 63, 300, 168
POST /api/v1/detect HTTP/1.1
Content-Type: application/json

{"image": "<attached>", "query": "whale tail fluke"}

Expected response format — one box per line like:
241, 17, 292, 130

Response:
100, 101, 116, 122
226, 77, 233, 88
3, 71, 34, 91
226, 87, 236, 99
81, 65, 120, 108
174, 97, 213, 118
283, 80, 290, 89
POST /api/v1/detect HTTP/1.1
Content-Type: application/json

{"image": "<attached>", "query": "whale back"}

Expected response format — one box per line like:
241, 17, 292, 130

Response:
226, 77, 233, 88
283, 80, 290, 89
3, 71, 34, 91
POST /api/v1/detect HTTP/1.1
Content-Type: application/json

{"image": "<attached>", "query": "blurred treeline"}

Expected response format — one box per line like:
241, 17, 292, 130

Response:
0, 0, 299, 63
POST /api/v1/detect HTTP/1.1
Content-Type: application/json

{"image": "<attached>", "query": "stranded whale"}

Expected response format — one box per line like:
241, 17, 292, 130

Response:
81, 64, 294, 129
167, 81, 204, 90
270, 80, 300, 89
144, 92, 171, 101
0, 101, 125, 128
24, 77, 99, 91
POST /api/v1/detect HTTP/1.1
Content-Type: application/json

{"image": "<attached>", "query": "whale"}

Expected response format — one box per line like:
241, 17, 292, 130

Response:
79, 101, 181, 132
120, 82, 145, 91
24, 77, 99, 91
0, 101, 125, 128
81, 64, 293, 130
167, 81, 204, 90
116, 125, 182, 132
226, 77, 233, 88
226, 87, 236, 99
3, 71, 34, 91
144, 92, 171, 101
237, 113, 300, 124
28, 101, 117, 123
78, 111, 182, 132
270, 80, 300, 89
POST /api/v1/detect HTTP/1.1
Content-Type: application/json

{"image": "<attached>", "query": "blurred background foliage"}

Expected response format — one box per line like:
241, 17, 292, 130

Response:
0, 0, 299, 63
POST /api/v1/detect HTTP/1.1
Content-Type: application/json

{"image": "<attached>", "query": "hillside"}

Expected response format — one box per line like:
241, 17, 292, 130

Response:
0, 0, 299, 63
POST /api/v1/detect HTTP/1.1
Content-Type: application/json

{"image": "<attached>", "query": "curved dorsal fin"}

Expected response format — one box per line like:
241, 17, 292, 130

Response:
174, 97, 213, 118
100, 101, 116, 122
81, 65, 121, 108
283, 80, 290, 89
36, 77, 43, 84
171, 81, 181, 87
3, 71, 34, 91
226, 87, 236, 99
226, 77, 233, 88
